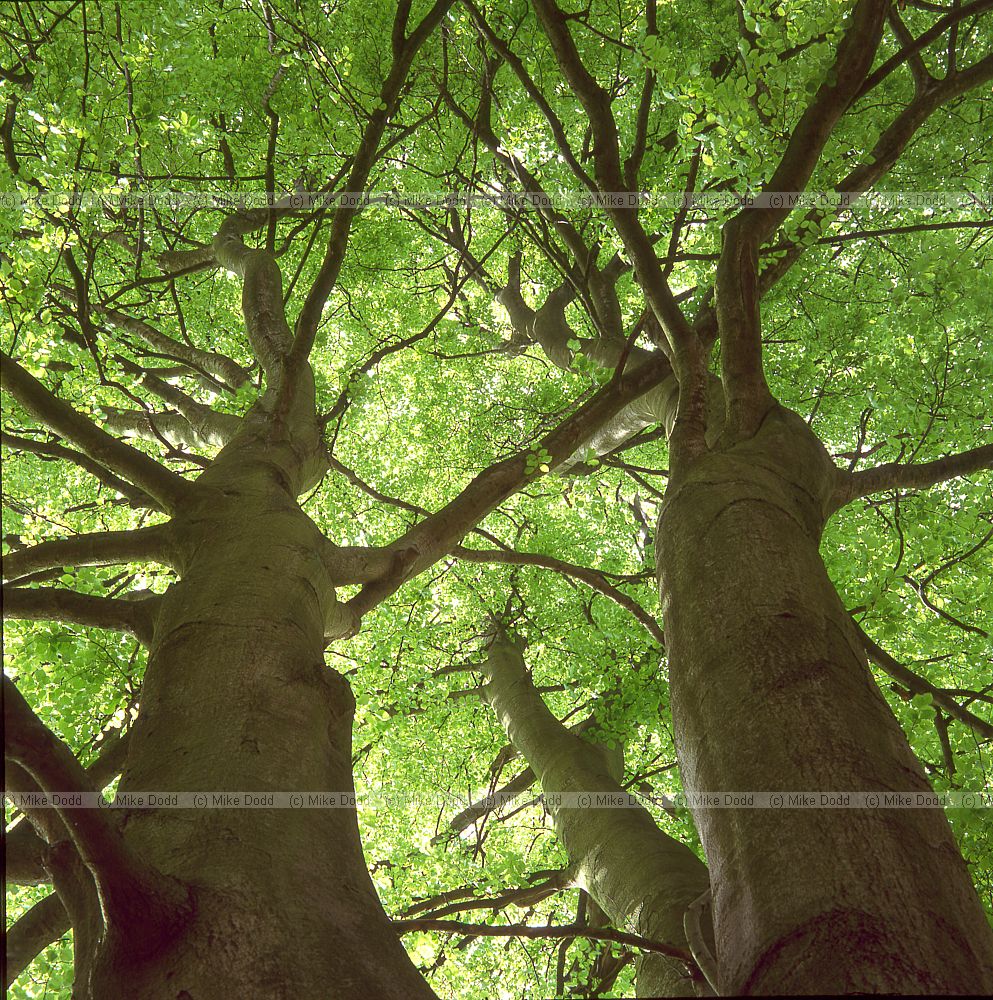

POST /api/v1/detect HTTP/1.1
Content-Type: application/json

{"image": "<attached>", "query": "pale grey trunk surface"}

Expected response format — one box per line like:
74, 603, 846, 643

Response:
481, 635, 711, 996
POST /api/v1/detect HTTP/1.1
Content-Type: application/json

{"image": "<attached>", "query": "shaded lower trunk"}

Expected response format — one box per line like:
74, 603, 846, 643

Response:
656, 406, 993, 994
80, 456, 434, 999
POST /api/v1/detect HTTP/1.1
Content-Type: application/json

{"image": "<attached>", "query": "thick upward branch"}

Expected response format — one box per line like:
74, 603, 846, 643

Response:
453, 546, 664, 645
213, 211, 293, 377
6, 728, 133, 886
292, 0, 454, 360
530, 0, 706, 465
716, 0, 886, 438
477, 628, 710, 995
53, 285, 251, 389
716, 218, 770, 439
4, 893, 71, 988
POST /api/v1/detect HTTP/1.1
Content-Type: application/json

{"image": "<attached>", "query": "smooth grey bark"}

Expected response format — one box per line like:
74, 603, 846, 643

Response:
72, 423, 436, 999
2, 524, 174, 583
100, 360, 243, 453
103, 408, 235, 452
656, 404, 993, 994
478, 630, 711, 996
438, 716, 599, 841
48, 373, 434, 998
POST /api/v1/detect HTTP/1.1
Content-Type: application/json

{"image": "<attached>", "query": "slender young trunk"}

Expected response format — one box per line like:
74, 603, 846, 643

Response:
656, 405, 993, 994
84, 439, 435, 999
480, 631, 711, 996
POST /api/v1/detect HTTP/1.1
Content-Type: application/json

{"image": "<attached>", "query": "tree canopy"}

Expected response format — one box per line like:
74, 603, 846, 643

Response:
3, 1, 992, 997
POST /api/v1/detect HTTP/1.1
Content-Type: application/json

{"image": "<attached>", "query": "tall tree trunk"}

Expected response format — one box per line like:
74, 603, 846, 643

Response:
84, 439, 436, 999
480, 631, 712, 996
656, 405, 993, 995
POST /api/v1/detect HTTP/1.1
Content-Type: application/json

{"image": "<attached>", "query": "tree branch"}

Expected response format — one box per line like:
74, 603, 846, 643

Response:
717, 0, 886, 439
3, 524, 174, 583
883, 4, 934, 95
4, 892, 70, 989
436, 764, 539, 841
344, 352, 673, 625
853, 0, 992, 101
854, 618, 993, 740
735, 0, 887, 246
746, 51, 993, 315
453, 546, 664, 645
102, 408, 230, 455
476, 628, 710, 993
394, 918, 696, 966
114, 357, 242, 446
2, 586, 159, 644
292, 0, 454, 361
0, 431, 160, 511
410, 871, 573, 920
53, 284, 251, 389
461, 0, 595, 192
831, 444, 993, 511
436, 721, 598, 842
1, 352, 193, 512
212, 209, 293, 377
2, 758, 99, 964
623, 0, 658, 189
530, 0, 707, 465
716, 216, 771, 439
3, 677, 192, 959
7, 728, 133, 886
439, 67, 601, 296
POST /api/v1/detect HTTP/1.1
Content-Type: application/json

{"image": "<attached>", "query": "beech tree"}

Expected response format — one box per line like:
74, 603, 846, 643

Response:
3, 0, 993, 997
471, 623, 712, 996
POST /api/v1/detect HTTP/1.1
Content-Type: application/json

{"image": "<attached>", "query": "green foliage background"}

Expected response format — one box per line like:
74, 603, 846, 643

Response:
2, 1, 991, 996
